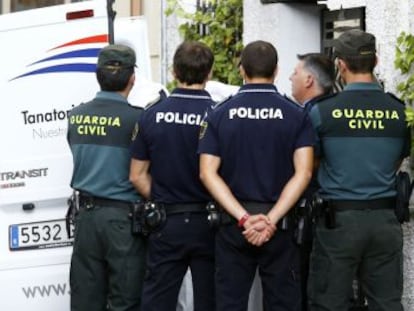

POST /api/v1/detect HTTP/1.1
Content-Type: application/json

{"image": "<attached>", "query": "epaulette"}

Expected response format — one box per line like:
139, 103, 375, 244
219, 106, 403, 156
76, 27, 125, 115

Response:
144, 89, 168, 110
387, 92, 406, 106
212, 95, 232, 109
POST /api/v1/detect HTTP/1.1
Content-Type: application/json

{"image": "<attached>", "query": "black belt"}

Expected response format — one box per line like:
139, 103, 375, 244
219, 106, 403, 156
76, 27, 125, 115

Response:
240, 201, 274, 214
163, 203, 207, 215
79, 194, 132, 211
219, 201, 274, 224
330, 197, 395, 211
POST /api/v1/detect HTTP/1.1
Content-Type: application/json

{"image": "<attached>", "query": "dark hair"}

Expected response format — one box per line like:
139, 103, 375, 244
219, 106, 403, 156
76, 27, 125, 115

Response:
337, 54, 376, 74
297, 53, 335, 94
96, 66, 134, 91
173, 41, 214, 85
240, 40, 278, 78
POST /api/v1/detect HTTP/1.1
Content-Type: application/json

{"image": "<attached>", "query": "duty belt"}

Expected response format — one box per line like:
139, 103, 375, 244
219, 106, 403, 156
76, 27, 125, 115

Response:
330, 197, 396, 211
163, 202, 208, 215
79, 193, 132, 211
219, 201, 275, 225
240, 201, 274, 214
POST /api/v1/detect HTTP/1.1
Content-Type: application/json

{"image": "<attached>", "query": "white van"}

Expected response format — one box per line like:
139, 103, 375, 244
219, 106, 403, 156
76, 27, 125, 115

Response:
0, 1, 156, 309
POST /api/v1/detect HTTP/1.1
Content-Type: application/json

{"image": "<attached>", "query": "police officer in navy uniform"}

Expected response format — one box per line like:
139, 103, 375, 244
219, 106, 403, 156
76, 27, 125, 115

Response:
198, 40, 315, 311
67, 44, 147, 311
129, 41, 216, 311
307, 30, 410, 311
289, 53, 335, 311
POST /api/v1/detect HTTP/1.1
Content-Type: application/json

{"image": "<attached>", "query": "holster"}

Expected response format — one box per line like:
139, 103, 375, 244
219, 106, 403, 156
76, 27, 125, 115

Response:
293, 199, 312, 245
395, 171, 412, 223
310, 193, 336, 229
130, 201, 146, 236
130, 201, 166, 236
65, 190, 80, 239
206, 202, 233, 228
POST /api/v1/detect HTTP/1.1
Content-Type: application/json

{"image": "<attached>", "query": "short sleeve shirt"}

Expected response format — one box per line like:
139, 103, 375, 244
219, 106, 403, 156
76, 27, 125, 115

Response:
130, 88, 214, 204
198, 83, 315, 202
309, 83, 411, 200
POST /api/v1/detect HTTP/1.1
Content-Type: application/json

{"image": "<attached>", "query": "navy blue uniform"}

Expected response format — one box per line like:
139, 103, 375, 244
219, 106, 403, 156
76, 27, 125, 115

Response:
198, 84, 315, 311
67, 91, 146, 311
130, 88, 215, 311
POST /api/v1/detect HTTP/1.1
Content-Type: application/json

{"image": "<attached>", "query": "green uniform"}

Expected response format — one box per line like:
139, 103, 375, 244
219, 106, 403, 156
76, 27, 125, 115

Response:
308, 83, 410, 311
67, 91, 146, 311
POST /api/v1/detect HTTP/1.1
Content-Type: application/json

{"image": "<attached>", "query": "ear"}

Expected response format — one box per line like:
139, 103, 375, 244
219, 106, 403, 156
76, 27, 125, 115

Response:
304, 73, 314, 88
272, 66, 279, 80
239, 65, 246, 79
336, 58, 347, 75
129, 72, 136, 86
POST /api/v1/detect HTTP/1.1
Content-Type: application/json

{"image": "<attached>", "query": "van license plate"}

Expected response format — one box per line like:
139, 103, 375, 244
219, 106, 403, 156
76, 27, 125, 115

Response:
9, 219, 74, 251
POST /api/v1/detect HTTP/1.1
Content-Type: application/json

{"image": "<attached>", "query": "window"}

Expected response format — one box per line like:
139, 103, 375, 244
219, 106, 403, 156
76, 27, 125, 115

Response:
322, 7, 366, 91
11, 0, 64, 12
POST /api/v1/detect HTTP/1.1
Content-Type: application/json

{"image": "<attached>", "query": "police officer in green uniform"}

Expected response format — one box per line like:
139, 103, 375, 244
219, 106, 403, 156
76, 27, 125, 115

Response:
308, 30, 410, 311
67, 44, 146, 311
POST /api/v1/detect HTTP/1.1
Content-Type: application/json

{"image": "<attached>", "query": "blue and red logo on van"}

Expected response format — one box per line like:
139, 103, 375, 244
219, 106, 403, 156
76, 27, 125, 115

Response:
11, 34, 108, 81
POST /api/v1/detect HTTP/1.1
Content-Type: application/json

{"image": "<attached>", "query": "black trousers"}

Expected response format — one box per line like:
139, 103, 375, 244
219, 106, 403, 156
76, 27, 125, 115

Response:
140, 212, 215, 311
215, 223, 301, 311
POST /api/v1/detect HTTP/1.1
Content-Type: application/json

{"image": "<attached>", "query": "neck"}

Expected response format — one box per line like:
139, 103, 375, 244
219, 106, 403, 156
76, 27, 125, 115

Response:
344, 72, 375, 84
244, 77, 274, 84
117, 89, 129, 99
297, 89, 324, 105
177, 82, 206, 90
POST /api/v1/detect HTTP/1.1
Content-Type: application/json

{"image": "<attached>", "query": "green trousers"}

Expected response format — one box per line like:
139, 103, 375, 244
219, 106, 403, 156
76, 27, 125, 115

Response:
308, 208, 403, 311
70, 205, 147, 311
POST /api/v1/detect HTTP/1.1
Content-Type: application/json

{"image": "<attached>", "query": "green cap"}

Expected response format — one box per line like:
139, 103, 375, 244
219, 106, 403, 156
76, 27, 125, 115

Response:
333, 29, 376, 57
97, 44, 136, 68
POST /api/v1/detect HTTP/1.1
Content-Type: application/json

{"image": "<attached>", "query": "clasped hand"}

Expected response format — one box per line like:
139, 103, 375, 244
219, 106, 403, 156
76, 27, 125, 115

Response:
242, 214, 276, 246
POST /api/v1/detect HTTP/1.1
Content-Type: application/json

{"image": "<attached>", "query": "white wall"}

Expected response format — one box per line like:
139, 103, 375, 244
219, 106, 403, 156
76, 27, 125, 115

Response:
244, 1, 322, 96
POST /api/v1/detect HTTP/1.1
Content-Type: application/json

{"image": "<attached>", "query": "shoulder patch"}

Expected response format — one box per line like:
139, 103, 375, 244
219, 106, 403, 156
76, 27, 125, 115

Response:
131, 122, 139, 141
387, 92, 406, 106
144, 89, 168, 110
212, 95, 232, 109
199, 120, 208, 140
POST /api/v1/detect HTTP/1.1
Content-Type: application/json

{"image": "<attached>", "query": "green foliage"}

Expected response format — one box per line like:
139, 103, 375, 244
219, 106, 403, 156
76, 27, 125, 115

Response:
395, 32, 414, 161
165, 0, 243, 90
395, 32, 414, 126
